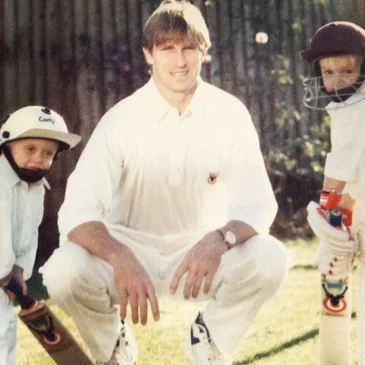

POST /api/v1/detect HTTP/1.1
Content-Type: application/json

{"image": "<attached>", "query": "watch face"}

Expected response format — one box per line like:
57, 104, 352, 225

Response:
225, 231, 236, 245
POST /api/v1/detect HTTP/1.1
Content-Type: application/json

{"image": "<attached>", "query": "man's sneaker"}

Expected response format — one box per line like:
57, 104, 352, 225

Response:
96, 320, 138, 365
184, 312, 232, 365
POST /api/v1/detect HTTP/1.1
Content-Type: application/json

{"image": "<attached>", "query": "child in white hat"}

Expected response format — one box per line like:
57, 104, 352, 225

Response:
0, 106, 81, 364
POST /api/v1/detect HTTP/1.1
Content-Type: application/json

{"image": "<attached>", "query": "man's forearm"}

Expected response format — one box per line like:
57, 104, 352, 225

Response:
216, 220, 257, 246
68, 221, 130, 267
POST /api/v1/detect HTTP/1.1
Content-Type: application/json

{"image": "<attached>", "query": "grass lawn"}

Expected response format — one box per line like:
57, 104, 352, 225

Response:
16, 238, 360, 364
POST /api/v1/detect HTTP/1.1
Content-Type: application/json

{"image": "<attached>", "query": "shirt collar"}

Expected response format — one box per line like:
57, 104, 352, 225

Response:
140, 77, 209, 123
140, 78, 171, 123
0, 153, 50, 189
0, 153, 20, 187
183, 77, 209, 119
326, 83, 365, 112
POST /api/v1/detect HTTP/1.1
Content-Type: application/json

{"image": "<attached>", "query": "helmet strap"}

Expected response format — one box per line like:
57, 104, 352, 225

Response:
2, 145, 47, 183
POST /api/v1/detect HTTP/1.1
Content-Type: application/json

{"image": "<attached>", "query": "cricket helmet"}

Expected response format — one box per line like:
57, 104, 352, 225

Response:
300, 21, 365, 62
300, 22, 365, 109
0, 106, 81, 151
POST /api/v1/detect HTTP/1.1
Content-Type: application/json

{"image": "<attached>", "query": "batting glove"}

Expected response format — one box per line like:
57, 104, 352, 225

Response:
307, 201, 357, 254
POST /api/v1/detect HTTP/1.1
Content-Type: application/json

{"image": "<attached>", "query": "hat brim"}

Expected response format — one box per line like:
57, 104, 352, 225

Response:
299, 49, 313, 61
16, 129, 81, 149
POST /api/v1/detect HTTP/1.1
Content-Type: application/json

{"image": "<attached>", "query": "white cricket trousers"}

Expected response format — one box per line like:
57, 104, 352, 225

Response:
41, 228, 289, 362
0, 290, 17, 365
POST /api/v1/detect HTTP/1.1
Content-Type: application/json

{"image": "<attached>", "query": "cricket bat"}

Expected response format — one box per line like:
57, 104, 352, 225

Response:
6, 277, 93, 365
311, 193, 353, 365
319, 267, 352, 365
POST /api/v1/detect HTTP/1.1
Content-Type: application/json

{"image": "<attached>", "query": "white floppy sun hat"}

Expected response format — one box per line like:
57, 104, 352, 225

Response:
0, 106, 81, 150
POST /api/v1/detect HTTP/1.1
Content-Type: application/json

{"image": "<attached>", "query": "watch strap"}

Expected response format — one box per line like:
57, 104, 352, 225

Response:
215, 229, 231, 249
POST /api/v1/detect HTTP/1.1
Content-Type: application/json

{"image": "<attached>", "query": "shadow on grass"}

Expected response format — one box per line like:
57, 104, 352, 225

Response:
234, 312, 357, 365
234, 328, 319, 364
292, 264, 317, 270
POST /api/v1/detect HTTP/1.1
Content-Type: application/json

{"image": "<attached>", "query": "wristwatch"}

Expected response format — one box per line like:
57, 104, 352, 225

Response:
216, 229, 236, 248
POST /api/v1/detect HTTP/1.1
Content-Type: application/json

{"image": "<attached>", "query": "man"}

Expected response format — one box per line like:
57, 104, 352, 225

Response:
41, 1, 289, 364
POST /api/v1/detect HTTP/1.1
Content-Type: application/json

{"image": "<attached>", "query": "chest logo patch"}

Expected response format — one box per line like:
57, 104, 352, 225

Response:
208, 172, 219, 185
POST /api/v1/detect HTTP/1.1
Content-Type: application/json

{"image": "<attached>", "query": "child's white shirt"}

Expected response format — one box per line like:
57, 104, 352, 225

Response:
0, 154, 47, 280
325, 87, 365, 226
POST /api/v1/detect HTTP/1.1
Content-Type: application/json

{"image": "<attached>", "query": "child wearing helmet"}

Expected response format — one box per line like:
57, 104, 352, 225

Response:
0, 106, 81, 364
301, 21, 365, 365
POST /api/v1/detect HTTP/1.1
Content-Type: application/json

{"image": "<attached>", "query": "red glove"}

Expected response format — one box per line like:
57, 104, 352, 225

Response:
319, 190, 353, 227
320, 190, 341, 210
341, 208, 353, 227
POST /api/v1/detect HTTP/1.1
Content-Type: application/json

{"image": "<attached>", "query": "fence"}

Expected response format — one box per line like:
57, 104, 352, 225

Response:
0, 0, 364, 260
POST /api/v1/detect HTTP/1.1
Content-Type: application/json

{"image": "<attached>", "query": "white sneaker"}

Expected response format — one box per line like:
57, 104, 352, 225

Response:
96, 320, 138, 365
184, 312, 232, 365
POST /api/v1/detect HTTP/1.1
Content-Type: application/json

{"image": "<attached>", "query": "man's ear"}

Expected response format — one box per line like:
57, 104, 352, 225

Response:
143, 47, 154, 66
201, 51, 208, 64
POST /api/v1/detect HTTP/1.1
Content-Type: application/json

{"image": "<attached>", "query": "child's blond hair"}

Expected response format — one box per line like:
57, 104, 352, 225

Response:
319, 54, 364, 73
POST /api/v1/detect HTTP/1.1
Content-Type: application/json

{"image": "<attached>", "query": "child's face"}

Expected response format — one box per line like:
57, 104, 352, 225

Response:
7, 138, 59, 171
319, 55, 363, 92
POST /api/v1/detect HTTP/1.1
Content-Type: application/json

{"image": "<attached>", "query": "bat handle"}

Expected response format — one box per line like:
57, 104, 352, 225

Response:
6, 277, 36, 309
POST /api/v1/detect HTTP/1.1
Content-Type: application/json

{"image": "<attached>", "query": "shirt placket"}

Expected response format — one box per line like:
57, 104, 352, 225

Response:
18, 184, 32, 252
168, 111, 186, 187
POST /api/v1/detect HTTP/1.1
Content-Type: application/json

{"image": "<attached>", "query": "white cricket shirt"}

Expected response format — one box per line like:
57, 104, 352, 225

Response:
325, 90, 365, 224
59, 78, 277, 244
0, 154, 46, 280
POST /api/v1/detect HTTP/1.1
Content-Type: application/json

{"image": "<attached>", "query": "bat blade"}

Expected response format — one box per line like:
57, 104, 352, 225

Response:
319, 277, 352, 365
7, 277, 93, 365
18, 302, 93, 364
319, 315, 351, 364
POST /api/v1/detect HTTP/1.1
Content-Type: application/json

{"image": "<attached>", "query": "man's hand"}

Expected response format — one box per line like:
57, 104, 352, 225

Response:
170, 231, 227, 299
69, 222, 160, 326
111, 246, 159, 326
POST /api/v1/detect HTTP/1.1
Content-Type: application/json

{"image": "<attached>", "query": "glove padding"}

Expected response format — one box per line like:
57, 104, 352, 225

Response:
314, 241, 356, 282
308, 201, 358, 282
307, 201, 356, 255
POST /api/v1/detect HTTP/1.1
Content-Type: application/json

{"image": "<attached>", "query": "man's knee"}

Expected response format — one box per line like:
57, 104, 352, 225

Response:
40, 242, 91, 302
251, 235, 290, 294
222, 234, 289, 298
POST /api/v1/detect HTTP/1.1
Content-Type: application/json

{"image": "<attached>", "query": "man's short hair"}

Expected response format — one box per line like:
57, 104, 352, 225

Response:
142, 0, 211, 52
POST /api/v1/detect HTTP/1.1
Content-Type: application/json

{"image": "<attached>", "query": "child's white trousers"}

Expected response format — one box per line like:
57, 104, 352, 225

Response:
0, 290, 17, 365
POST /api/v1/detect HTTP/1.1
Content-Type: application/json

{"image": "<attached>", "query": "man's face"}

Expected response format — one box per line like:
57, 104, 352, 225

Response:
7, 138, 59, 171
319, 55, 362, 92
143, 38, 206, 97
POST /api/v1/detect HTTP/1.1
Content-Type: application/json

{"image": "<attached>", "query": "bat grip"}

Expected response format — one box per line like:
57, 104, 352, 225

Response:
6, 277, 35, 309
